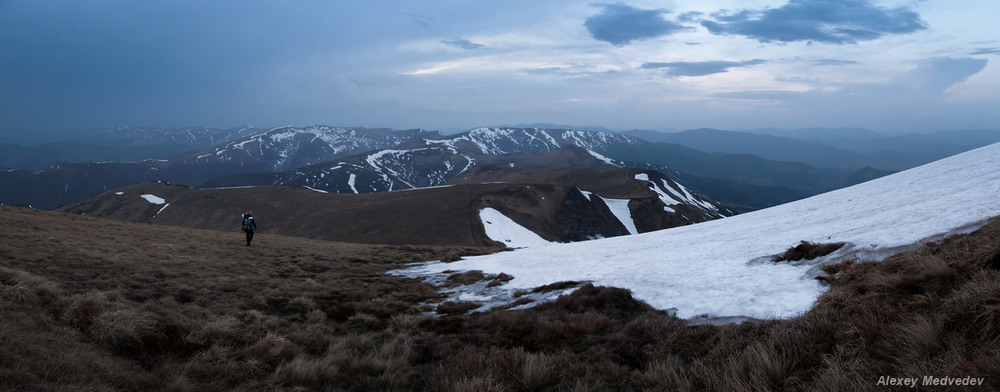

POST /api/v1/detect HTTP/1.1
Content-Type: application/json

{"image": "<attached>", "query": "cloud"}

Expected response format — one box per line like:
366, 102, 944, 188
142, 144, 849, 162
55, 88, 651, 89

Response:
441, 38, 484, 50
813, 59, 859, 66
641, 59, 766, 77
896, 57, 988, 92
584, 3, 688, 46
971, 47, 1000, 55
700, 0, 927, 44
713, 57, 988, 103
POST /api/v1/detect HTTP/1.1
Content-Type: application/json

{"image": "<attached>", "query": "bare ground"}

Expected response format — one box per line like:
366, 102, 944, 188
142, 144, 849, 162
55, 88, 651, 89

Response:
2, 205, 999, 391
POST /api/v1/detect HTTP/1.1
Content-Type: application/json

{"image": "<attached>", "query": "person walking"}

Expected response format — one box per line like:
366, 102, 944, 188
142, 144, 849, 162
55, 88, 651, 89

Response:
241, 211, 257, 246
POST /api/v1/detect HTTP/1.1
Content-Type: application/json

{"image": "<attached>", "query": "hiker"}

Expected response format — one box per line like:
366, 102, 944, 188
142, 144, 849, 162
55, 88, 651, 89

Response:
241, 211, 257, 246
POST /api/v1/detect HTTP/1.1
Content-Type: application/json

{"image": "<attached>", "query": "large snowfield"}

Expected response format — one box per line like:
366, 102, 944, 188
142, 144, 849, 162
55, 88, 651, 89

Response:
397, 142, 1000, 320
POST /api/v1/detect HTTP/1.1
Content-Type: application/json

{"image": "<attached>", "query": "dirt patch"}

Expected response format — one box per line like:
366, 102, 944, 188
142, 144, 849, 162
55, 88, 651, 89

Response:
772, 241, 846, 262
445, 270, 487, 287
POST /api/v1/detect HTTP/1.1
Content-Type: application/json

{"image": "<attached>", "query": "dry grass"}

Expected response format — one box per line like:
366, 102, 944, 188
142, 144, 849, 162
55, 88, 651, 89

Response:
773, 240, 846, 262
2, 205, 1000, 390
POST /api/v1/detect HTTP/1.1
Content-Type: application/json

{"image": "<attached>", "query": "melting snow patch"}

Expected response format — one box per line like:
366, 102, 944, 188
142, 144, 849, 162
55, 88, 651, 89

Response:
302, 186, 329, 193
586, 149, 618, 166
115, 192, 124, 195
140, 194, 166, 205
155, 203, 170, 216
601, 197, 638, 235
348, 173, 359, 194
480, 208, 551, 248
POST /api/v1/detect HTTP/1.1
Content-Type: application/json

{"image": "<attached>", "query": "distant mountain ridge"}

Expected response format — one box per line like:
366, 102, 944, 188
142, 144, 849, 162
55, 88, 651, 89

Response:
4, 125, 972, 210
623, 128, 1000, 170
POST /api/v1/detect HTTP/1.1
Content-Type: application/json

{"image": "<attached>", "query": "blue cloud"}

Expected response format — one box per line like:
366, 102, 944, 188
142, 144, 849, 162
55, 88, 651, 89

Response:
641, 59, 766, 77
813, 59, 859, 66
404, 12, 434, 29
713, 57, 988, 102
585, 3, 688, 46
971, 47, 1000, 55
442, 38, 483, 50
900, 57, 988, 92
700, 0, 927, 44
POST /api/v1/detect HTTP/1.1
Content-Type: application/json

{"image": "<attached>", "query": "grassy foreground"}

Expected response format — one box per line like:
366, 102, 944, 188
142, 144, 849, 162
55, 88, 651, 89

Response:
1, 205, 998, 391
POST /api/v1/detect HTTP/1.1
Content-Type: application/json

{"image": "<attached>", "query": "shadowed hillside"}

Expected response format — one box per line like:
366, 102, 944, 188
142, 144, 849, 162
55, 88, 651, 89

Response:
57, 166, 729, 247
2, 205, 998, 390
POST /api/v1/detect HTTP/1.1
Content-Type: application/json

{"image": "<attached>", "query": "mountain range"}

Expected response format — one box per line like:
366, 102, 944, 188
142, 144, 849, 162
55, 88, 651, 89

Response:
624, 127, 1000, 170
0, 125, 931, 211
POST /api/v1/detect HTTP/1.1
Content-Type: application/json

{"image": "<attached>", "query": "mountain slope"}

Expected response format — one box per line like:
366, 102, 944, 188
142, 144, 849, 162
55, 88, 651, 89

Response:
635, 128, 877, 169
625, 127, 1000, 171
181, 126, 428, 172
603, 141, 861, 194
58, 164, 728, 247
400, 142, 1000, 319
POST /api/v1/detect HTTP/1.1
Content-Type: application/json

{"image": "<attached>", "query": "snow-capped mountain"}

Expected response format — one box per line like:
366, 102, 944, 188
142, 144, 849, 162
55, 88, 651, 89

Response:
397, 142, 1000, 320
263, 128, 643, 192
0, 125, 870, 210
183, 126, 429, 171
426, 127, 643, 155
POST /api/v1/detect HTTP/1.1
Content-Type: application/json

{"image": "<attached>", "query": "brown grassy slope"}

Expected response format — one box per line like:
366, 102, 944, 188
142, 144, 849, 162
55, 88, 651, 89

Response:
0, 205, 489, 390
3, 205, 1000, 391
447, 165, 657, 198
57, 181, 595, 247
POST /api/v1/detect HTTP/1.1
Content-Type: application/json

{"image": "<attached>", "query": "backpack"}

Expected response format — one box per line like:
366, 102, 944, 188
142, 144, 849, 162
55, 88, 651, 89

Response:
242, 217, 253, 232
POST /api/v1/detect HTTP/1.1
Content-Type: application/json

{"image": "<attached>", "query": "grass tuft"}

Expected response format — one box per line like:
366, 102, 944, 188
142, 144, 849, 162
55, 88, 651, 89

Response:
773, 241, 846, 262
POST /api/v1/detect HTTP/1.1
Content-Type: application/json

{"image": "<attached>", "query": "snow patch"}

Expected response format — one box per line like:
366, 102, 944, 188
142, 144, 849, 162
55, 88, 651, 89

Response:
115, 192, 124, 195
348, 173, 359, 194
302, 186, 329, 194
480, 208, 551, 248
601, 197, 638, 235
140, 194, 166, 205
586, 149, 618, 166
635, 173, 681, 206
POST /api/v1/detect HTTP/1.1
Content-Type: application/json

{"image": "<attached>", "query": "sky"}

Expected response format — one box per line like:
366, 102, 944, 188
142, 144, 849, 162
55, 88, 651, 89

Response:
1, 0, 999, 143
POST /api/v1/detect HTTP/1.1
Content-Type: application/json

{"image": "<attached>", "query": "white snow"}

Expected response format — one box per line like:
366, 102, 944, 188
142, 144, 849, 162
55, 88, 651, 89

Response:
586, 149, 618, 166
398, 143, 1000, 320
115, 192, 124, 195
140, 194, 166, 205
635, 173, 681, 206
155, 203, 170, 216
302, 186, 329, 194
348, 173, 359, 194
479, 208, 552, 248
601, 197, 638, 235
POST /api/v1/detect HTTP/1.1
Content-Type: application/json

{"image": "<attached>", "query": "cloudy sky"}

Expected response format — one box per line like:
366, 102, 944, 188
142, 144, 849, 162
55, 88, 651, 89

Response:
1, 0, 998, 142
